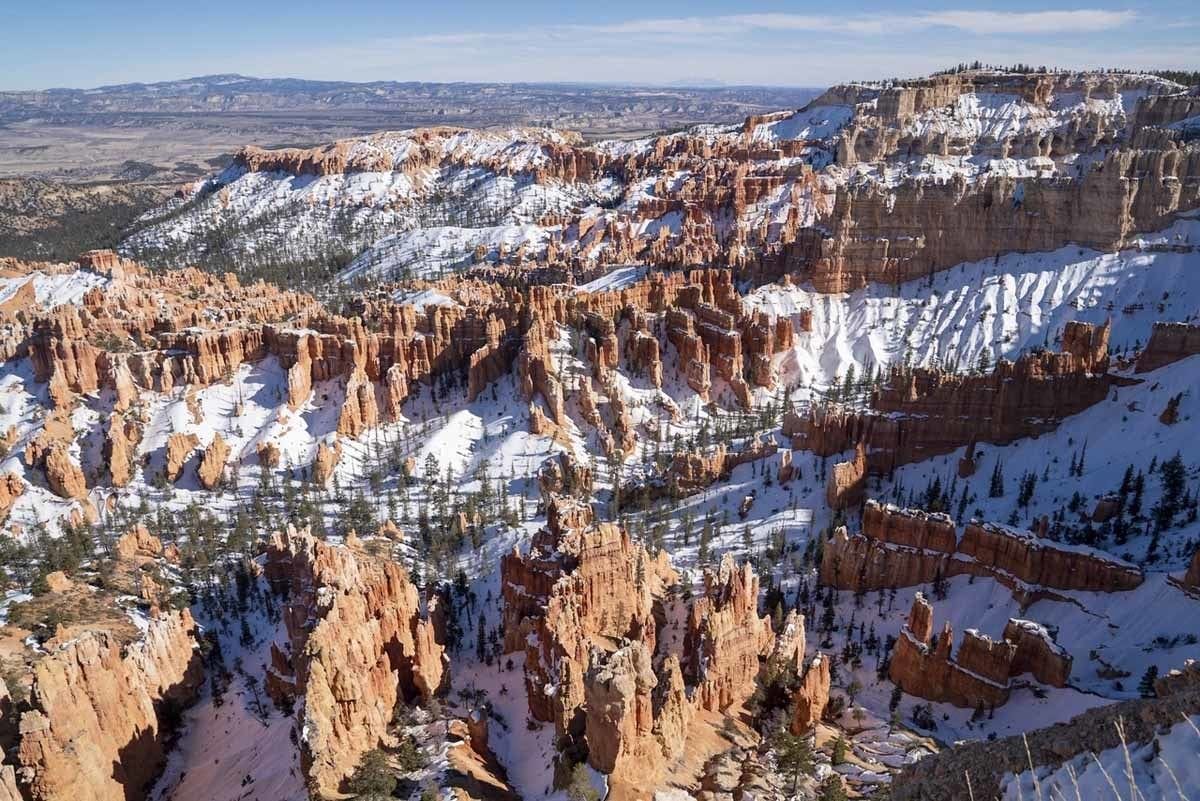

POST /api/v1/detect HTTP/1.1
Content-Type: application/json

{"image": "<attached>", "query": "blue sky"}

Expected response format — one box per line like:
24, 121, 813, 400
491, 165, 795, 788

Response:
2, 1, 1196, 89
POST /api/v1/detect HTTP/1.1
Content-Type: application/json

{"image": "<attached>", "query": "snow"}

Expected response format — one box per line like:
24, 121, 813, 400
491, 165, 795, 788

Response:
342, 222, 557, 284
574, 265, 648, 293
151, 587, 307, 801
394, 288, 459, 309
1001, 716, 1200, 801
0, 269, 108, 309
748, 217, 1200, 393
751, 105, 854, 142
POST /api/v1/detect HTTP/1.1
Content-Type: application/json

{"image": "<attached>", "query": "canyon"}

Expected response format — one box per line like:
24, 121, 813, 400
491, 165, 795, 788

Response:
0, 66, 1197, 801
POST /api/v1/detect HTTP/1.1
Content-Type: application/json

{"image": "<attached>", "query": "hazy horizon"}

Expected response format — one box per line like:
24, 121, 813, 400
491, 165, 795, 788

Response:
3, 1, 1196, 91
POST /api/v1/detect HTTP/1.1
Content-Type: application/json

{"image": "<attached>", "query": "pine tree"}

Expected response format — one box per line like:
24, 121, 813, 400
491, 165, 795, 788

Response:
1138, 665, 1159, 698
831, 735, 848, 765
989, 460, 1005, 498
772, 730, 815, 793
346, 749, 397, 800
818, 775, 847, 801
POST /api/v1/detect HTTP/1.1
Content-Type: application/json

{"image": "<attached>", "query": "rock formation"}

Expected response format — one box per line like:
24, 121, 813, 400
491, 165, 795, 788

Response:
501, 496, 803, 796
1001, 619, 1073, 687
104, 414, 141, 487
133, 71, 1199, 300
312, 438, 341, 485
888, 594, 1071, 710
500, 495, 672, 733
583, 641, 680, 780
1135, 321, 1200, 372
43, 442, 86, 500
263, 526, 447, 797
196, 434, 228, 490
115, 525, 164, 562
164, 432, 199, 483
685, 554, 776, 713
1185, 548, 1200, 590
0, 473, 24, 522
788, 327, 1122, 478
821, 500, 1143, 603
12, 610, 202, 801
790, 654, 831, 734
826, 441, 866, 510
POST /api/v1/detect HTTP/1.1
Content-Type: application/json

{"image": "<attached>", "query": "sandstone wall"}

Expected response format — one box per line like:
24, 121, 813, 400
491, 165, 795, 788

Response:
820, 501, 1143, 602
790, 328, 1119, 481
888, 595, 1072, 711
1135, 321, 1200, 372
13, 610, 202, 801
263, 526, 447, 798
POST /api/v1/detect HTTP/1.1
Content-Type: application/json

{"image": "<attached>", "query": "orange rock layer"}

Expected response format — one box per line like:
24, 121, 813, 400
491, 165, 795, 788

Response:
822, 501, 1143, 603
263, 526, 447, 797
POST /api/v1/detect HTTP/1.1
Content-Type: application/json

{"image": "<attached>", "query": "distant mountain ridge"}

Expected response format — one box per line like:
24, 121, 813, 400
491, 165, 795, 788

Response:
0, 73, 821, 122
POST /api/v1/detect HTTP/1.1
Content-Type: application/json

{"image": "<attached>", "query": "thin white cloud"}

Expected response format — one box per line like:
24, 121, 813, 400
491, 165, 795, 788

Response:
913, 9, 1137, 34
411, 8, 1137, 46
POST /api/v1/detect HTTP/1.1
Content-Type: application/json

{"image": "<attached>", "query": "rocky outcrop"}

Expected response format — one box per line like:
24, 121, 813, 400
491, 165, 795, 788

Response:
889, 595, 1012, 709
1135, 321, 1200, 372
790, 332, 1121, 477
821, 501, 1143, 603
582, 642, 662, 777
889, 594, 1071, 710
500, 496, 672, 733
235, 141, 397, 176
1001, 619, 1073, 687
790, 654, 831, 734
256, 441, 280, 468
13, 610, 202, 801
336, 369, 380, 438
579, 647, 693, 794
685, 554, 776, 713
312, 438, 341, 485
825, 441, 866, 510
104, 414, 141, 487
263, 526, 447, 797
502, 496, 800, 796
43, 442, 86, 500
0, 473, 24, 522
791, 143, 1200, 292
196, 434, 228, 490
1184, 548, 1200, 589
1060, 319, 1110, 373
115, 525, 164, 562
537, 450, 594, 497
164, 432, 199, 483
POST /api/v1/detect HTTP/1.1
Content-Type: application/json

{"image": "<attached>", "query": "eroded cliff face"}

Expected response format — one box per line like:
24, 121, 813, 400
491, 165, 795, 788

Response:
12, 609, 202, 801
263, 526, 447, 798
500, 496, 673, 734
888, 594, 1071, 710
788, 144, 1200, 292
502, 496, 822, 798
821, 500, 1143, 602
790, 322, 1121, 480
1135, 321, 1200, 373
685, 555, 777, 713
0, 253, 797, 513
128, 71, 1200, 298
